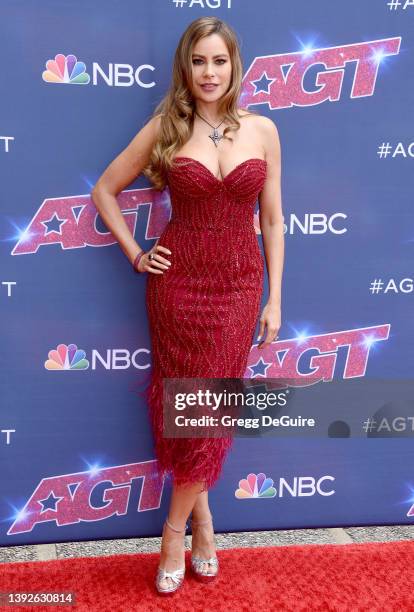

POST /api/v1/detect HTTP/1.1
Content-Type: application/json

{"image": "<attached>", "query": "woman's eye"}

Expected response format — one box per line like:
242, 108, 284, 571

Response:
193, 59, 226, 65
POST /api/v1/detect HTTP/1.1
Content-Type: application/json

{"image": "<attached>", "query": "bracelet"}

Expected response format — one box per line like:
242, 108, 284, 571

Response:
133, 250, 145, 273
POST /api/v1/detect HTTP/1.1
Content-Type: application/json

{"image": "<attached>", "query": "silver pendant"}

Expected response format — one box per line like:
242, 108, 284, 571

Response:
209, 128, 223, 148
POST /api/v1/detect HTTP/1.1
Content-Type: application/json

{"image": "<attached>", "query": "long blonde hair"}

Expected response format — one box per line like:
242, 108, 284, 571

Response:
143, 16, 259, 191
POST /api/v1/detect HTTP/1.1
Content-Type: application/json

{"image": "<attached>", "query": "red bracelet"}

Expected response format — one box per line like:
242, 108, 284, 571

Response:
133, 250, 145, 273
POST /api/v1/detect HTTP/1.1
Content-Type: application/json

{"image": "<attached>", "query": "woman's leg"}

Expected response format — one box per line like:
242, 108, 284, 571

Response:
191, 489, 210, 521
190, 490, 218, 574
158, 480, 204, 590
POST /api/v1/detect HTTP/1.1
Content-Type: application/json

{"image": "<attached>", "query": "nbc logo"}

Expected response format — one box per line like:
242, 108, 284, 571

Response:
44, 343, 89, 370
42, 54, 90, 85
235, 472, 276, 499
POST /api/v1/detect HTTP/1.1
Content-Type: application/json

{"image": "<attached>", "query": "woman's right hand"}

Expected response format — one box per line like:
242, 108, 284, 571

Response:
136, 244, 172, 274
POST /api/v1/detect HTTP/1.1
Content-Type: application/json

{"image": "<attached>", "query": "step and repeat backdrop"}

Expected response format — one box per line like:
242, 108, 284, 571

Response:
1, 0, 414, 546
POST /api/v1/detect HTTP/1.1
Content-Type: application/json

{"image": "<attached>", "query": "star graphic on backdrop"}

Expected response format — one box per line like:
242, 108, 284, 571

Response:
41, 213, 67, 236
248, 356, 273, 377
251, 71, 277, 95
38, 492, 64, 512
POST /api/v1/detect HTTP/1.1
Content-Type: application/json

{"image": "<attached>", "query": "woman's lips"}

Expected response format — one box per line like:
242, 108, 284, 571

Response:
200, 84, 218, 91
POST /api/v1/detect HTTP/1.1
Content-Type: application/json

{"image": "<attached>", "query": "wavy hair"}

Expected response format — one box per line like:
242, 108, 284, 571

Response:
142, 16, 259, 191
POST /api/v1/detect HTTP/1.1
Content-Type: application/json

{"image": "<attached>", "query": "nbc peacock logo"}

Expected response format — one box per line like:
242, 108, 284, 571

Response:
42, 54, 90, 85
235, 472, 276, 499
44, 343, 89, 370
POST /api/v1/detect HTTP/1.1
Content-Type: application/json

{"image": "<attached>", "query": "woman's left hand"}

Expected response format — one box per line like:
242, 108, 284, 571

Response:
257, 302, 281, 349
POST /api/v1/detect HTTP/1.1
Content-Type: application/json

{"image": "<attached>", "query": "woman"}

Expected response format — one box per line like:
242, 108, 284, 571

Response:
92, 16, 284, 595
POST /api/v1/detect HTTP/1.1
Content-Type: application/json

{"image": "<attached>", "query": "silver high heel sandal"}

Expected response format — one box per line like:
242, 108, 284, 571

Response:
190, 513, 219, 582
155, 517, 188, 595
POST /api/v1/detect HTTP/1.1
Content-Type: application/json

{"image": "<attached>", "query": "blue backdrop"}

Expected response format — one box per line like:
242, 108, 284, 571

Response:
1, 0, 413, 546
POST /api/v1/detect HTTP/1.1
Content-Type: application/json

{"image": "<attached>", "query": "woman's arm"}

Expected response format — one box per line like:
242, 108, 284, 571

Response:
257, 116, 284, 346
91, 114, 162, 265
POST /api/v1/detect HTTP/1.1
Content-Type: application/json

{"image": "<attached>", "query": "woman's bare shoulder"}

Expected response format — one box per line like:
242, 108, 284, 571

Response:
253, 113, 279, 137
237, 108, 276, 129
236, 109, 278, 146
237, 107, 255, 118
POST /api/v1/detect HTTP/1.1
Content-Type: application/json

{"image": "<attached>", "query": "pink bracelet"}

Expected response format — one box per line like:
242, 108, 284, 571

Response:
133, 250, 145, 273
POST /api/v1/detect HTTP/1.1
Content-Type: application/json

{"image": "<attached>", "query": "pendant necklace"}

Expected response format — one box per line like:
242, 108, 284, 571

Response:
195, 111, 225, 147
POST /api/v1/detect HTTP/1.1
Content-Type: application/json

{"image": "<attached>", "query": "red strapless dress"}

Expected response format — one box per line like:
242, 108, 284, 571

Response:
145, 156, 267, 490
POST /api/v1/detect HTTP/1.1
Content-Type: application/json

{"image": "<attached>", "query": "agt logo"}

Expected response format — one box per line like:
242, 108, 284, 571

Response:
42, 53, 155, 88
7, 460, 164, 535
247, 324, 390, 382
235, 472, 335, 499
241, 36, 401, 109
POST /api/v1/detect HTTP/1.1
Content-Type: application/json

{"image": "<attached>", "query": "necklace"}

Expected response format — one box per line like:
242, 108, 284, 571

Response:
195, 110, 225, 147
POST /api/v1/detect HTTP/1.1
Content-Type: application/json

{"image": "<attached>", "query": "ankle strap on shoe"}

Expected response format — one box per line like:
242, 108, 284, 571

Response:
165, 517, 188, 533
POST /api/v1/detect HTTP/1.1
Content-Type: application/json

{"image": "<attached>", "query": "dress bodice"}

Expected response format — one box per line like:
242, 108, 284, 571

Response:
166, 156, 267, 230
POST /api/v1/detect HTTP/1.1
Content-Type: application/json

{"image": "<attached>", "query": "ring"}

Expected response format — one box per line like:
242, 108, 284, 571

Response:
149, 253, 154, 261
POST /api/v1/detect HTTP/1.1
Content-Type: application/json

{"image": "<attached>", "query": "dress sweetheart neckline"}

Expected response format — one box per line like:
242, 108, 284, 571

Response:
171, 156, 267, 184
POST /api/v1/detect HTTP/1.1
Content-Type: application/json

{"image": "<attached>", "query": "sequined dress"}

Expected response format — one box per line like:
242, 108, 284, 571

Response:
145, 156, 267, 490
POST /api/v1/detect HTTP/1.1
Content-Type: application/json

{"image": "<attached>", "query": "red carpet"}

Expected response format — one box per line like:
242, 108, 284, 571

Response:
1, 539, 414, 611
